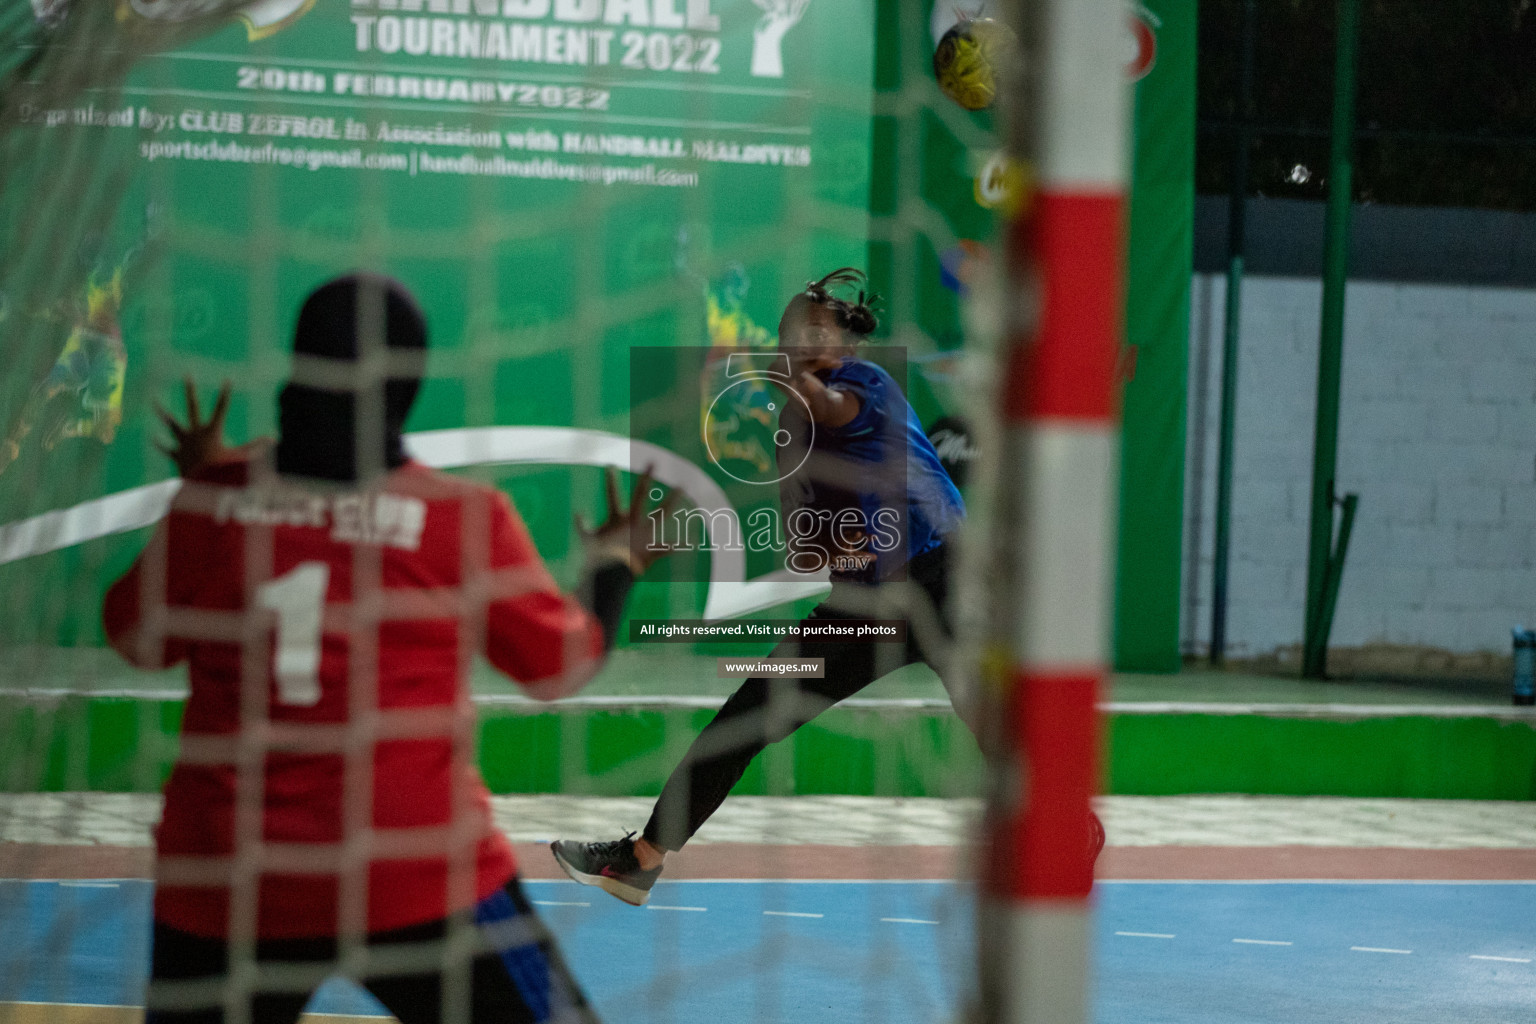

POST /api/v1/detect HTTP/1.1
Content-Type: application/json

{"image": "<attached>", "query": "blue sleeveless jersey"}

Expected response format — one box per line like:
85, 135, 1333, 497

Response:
777, 357, 965, 581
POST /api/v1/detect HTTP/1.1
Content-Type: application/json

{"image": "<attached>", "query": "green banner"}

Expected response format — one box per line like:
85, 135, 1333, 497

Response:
0, 0, 1194, 664
1115, 0, 1195, 672
0, 0, 875, 644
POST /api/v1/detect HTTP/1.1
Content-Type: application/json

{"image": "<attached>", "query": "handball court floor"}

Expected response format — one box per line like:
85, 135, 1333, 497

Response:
1, 794, 1534, 1024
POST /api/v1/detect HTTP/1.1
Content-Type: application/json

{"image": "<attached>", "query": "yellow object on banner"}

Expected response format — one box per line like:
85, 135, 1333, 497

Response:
932, 16, 1017, 111
0, 266, 128, 476
974, 150, 1030, 217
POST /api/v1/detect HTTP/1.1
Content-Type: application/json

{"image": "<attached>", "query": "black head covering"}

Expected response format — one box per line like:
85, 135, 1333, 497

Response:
275, 273, 427, 483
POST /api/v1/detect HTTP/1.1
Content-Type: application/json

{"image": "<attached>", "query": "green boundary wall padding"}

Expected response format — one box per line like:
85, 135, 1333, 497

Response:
1116, 0, 1197, 672
1107, 714, 1536, 800
14, 697, 1535, 801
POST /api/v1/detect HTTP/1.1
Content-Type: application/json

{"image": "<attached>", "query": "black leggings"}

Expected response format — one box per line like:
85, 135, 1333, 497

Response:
145, 877, 598, 1024
643, 543, 960, 851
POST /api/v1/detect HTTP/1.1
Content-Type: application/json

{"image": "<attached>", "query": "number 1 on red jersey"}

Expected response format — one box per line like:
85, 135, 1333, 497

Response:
257, 561, 329, 706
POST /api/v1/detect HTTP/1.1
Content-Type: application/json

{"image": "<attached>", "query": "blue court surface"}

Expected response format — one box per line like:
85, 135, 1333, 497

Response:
3, 878, 1534, 1022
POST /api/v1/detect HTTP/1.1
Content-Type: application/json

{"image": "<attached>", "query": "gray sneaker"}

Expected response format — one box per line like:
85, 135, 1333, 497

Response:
550, 833, 663, 906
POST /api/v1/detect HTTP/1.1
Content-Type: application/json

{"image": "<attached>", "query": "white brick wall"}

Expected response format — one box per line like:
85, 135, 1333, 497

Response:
1184, 275, 1536, 657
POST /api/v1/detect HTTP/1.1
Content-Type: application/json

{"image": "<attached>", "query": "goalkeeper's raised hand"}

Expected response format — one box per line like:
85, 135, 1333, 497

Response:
575, 465, 680, 574
155, 378, 238, 478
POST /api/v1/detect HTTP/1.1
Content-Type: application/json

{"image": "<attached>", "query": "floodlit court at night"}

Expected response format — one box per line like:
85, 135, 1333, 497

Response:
5, 0, 1536, 1021
3, 793, 1535, 1023
8, 878, 1536, 1024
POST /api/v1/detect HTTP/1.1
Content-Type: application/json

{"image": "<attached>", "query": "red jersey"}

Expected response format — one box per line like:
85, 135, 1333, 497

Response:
103, 456, 604, 939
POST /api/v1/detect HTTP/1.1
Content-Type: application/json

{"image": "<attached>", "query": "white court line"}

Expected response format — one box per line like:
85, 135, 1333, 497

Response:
0, 1005, 389, 1022
532, 900, 589, 907
1352, 946, 1413, 954
1115, 931, 1175, 939
1105, 701, 1536, 721
0, 1002, 137, 1010
526, 879, 956, 885
56, 881, 120, 888
0, 1002, 393, 1020
763, 910, 823, 918
0, 879, 144, 884
1470, 955, 1532, 963
0, 1007, 390, 1024
536, 879, 1535, 888
647, 905, 707, 912
881, 917, 938, 925
1099, 880, 1536, 886
1233, 939, 1292, 946
9, 691, 1530, 722
474, 694, 945, 711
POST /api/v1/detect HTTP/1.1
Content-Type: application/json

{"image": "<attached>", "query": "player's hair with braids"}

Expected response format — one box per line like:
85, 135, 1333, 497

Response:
800, 266, 880, 338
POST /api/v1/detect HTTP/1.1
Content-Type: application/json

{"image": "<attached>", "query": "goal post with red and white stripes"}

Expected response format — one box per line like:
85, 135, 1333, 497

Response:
0, 0, 1157, 1020
979, 0, 1129, 1020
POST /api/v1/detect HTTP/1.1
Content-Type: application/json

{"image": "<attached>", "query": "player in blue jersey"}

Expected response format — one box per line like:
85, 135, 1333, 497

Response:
551, 268, 998, 905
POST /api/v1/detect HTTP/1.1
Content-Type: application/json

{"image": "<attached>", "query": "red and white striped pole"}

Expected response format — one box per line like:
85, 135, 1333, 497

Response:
979, 0, 1128, 1021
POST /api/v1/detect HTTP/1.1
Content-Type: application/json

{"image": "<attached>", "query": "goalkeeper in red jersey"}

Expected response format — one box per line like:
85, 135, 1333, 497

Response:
105, 274, 669, 1024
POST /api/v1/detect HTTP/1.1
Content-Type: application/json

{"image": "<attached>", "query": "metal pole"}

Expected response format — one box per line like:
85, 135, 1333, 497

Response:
1210, 0, 1257, 666
1302, 0, 1361, 679
977, 0, 1127, 1020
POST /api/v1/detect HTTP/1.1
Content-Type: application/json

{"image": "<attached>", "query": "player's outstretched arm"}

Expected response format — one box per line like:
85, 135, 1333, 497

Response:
482, 467, 677, 701
572, 466, 679, 654
767, 357, 862, 428
106, 380, 245, 668
156, 378, 269, 478
103, 517, 197, 670
104, 540, 160, 669
791, 370, 860, 428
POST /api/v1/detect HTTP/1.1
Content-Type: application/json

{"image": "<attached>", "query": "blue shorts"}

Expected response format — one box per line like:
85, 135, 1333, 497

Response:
145, 876, 598, 1024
